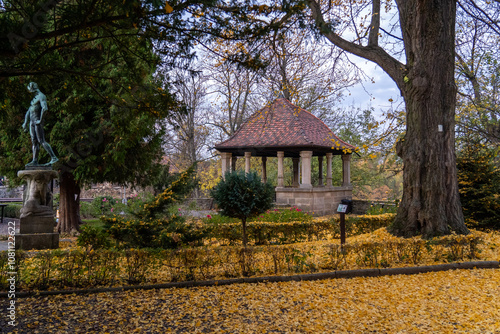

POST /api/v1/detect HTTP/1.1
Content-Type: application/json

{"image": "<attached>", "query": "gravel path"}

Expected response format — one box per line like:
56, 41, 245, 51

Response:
0, 218, 19, 251
0, 218, 19, 234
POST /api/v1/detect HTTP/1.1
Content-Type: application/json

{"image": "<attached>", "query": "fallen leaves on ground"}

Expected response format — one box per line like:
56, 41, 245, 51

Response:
3, 268, 500, 333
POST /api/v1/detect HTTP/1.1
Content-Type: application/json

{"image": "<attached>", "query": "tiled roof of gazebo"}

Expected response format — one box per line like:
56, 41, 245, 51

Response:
215, 98, 356, 156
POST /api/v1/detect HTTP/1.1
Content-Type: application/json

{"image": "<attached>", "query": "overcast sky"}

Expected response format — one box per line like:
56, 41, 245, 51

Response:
340, 55, 403, 117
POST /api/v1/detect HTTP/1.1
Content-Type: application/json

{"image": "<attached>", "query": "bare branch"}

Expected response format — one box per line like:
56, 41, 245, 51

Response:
368, 0, 381, 46
458, 0, 500, 36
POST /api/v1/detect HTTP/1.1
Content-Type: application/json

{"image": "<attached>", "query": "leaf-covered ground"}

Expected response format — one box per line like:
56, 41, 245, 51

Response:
3, 268, 500, 333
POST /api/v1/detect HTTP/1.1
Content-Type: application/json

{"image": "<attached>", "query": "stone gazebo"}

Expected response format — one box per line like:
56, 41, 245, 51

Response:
215, 98, 356, 215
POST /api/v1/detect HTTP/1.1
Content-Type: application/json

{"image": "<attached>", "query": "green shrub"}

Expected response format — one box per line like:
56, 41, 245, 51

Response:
210, 214, 396, 245
336, 214, 396, 236
80, 201, 96, 219
82, 218, 103, 227
124, 192, 155, 216
210, 171, 274, 246
249, 207, 313, 223
77, 224, 112, 250
366, 203, 398, 215
102, 215, 211, 249
90, 196, 117, 217
3, 204, 22, 218
212, 220, 335, 245
203, 213, 239, 225
137, 165, 197, 219
203, 207, 313, 225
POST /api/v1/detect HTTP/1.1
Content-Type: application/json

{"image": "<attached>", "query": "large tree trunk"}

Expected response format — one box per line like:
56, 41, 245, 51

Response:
391, 0, 469, 237
56, 171, 82, 234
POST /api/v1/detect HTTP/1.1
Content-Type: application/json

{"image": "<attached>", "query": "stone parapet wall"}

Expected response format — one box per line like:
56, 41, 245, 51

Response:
275, 186, 353, 216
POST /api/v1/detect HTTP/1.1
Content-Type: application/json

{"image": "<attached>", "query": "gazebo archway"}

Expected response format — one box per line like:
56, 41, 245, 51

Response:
215, 98, 355, 215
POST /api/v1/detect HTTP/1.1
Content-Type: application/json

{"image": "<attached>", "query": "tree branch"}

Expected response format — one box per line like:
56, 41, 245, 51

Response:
306, 0, 406, 89
368, 0, 381, 46
458, 0, 500, 36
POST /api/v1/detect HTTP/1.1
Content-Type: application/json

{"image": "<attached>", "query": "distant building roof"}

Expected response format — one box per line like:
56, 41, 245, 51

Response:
215, 98, 356, 157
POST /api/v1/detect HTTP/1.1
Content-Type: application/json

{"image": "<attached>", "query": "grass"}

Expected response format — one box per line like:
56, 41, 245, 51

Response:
81, 218, 104, 228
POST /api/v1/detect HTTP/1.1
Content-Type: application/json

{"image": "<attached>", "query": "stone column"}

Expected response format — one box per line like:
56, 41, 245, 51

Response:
277, 151, 284, 187
244, 152, 252, 174
221, 152, 232, 179
300, 151, 313, 188
342, 154, 352, 186
261, 156, 267, 183
16, 167, 59, 250
318, 155, 324, 186
326, 153, 333, 187
292, 157, 300, 187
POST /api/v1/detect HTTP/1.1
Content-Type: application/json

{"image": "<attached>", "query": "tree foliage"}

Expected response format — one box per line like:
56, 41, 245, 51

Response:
210, 171, 274, 246
457, 143, 500, 229
456, 2, 500, 145
100, 165, 202, 249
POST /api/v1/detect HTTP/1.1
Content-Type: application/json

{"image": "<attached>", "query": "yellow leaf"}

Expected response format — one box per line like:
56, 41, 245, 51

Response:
165, 2, 173, 13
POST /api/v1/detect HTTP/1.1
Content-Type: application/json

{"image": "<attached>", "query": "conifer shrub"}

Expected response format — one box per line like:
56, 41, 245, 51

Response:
210, 171, 274, 246
99, 165, 210, 249
457, 144, 500, 230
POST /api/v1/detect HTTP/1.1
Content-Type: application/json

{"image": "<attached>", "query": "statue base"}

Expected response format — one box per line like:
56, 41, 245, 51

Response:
15, 233, 59, 250
20, 215, 56, 234
17, 168, 59, 250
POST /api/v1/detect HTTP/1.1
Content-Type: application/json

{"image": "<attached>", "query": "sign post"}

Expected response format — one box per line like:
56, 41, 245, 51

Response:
337, 203, 348, 245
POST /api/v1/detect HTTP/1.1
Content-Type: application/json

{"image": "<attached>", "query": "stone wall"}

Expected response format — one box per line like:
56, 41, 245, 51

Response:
183, 198, 214, 210
0, 186, 23, 199
80, 182, 144, 199
275, 186, 353, 216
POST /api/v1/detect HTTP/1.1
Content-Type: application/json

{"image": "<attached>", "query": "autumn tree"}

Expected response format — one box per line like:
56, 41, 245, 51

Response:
203, 55, 262, 141
203, 24, 357, 144
165, 69, 211, 166
256, 26, 358, 114
455, 3, 500, 145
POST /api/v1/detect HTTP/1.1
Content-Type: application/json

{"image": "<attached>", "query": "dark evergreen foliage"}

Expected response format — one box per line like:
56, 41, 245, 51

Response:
457, 144, 500, 229
210, 171, 274, 246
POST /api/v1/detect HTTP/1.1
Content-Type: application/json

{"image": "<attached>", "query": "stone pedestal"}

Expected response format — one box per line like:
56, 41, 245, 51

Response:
16, 167, 59, 250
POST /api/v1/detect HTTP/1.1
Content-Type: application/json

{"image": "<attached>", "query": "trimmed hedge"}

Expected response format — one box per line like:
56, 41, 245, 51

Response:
0, 232, 483, 291
209, 214, 396, 245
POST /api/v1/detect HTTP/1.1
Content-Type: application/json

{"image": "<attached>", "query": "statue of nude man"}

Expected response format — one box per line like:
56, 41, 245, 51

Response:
22, 82, 58, 166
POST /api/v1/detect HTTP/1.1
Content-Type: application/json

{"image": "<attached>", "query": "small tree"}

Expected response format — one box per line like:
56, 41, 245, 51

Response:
457, 144, 500, 230
211, 171, 274, 246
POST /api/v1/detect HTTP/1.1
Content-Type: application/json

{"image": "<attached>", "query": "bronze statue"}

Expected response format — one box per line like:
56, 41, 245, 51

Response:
22, 82, 58, 166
